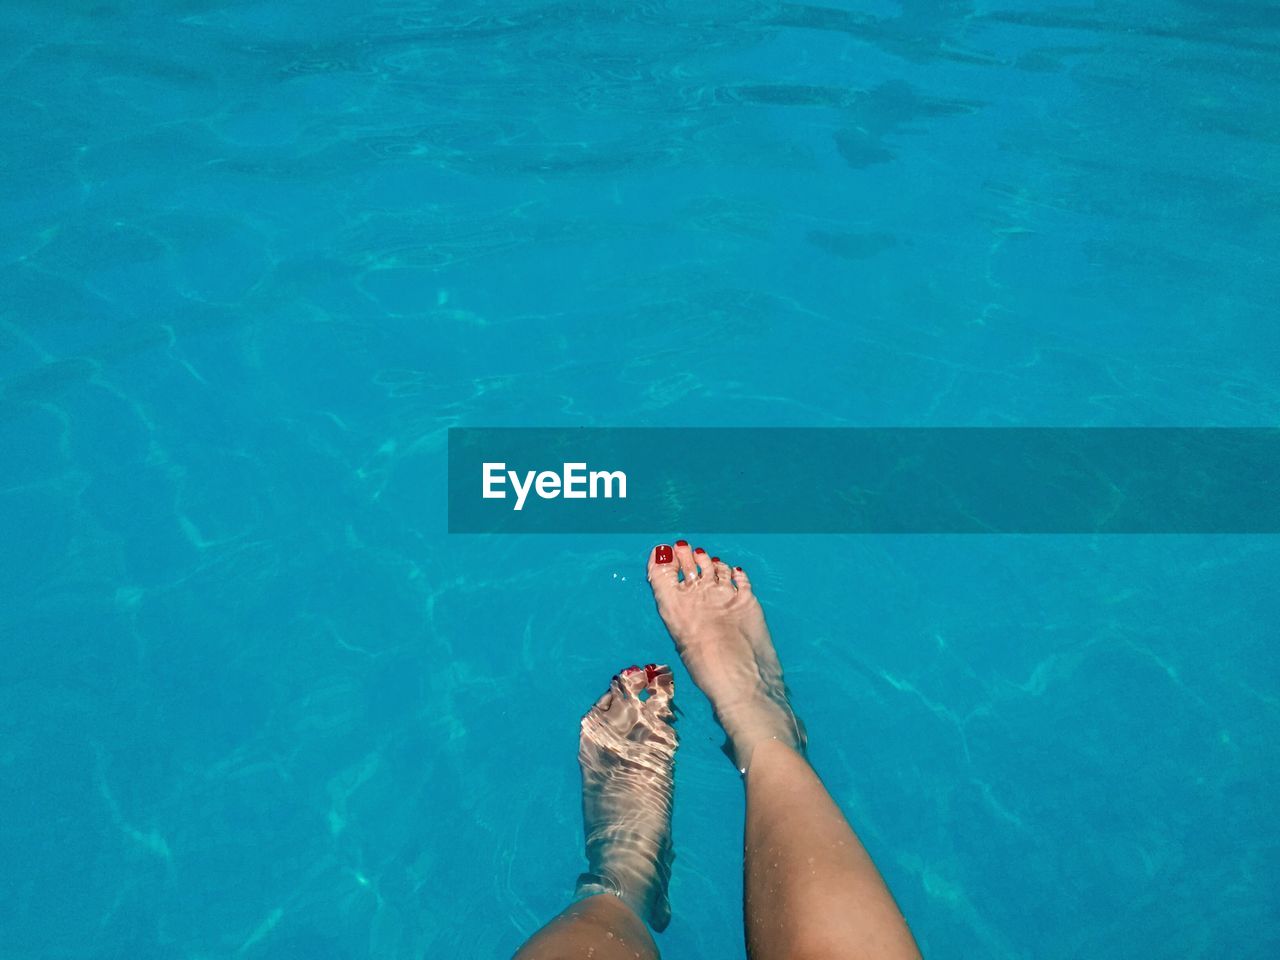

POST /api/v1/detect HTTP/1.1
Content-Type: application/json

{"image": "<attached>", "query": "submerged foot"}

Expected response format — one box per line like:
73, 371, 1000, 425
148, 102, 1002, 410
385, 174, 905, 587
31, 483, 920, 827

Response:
647, 543, 805, 774
576, 664, 678, 932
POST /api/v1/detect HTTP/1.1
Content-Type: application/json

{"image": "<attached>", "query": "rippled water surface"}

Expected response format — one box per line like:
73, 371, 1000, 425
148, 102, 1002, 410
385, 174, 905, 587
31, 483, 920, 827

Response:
2, 2, 1278, 957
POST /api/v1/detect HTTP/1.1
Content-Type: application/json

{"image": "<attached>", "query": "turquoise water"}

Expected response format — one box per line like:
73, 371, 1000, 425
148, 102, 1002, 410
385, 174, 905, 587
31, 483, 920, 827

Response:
2, 1, 1278, 957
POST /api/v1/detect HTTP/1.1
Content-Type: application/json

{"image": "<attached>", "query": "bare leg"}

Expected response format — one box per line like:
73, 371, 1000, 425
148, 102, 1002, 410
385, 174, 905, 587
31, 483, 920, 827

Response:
514, 665, 678, 960
744, 740, 920, 959
647, 543, 921, 960
514, 894, 659, 960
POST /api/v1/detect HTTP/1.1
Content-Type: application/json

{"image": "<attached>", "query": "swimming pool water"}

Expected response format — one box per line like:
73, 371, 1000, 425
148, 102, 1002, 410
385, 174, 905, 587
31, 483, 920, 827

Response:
2, 2, 1277, 957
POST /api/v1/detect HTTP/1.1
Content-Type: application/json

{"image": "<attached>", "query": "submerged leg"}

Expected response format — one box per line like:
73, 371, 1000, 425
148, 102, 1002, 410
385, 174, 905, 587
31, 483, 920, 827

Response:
744, 739, 920, 960
514, 665, 678, 960
647, 543, 920, 960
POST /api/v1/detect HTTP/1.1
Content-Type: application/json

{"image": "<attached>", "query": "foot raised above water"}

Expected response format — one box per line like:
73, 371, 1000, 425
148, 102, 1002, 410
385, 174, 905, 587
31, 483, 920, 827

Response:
647, 542, 805, 774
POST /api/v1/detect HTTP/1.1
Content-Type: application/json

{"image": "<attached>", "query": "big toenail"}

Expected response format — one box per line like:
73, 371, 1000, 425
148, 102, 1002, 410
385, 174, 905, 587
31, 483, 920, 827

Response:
655, 544, 673, 564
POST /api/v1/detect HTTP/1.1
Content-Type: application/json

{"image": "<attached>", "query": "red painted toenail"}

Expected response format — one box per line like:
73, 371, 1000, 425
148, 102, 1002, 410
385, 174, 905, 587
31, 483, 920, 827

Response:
623, 665, 641, 675
711, 556, 720, 563
694, 547, 706, 554
644, 664, 658, 680
735, 566, 743, 571
655, 544, 673, 564
675, 540, 688, 547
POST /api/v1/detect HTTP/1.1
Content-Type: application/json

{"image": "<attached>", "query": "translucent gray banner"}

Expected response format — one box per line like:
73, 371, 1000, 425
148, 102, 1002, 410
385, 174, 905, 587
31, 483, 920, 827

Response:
447, 428, 1279, 533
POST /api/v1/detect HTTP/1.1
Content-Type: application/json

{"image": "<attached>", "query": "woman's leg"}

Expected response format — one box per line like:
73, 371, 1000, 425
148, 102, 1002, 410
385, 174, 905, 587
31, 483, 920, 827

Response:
647, 542, 921, 960
743, 740, 920, 959
514, 665, 678, 960
514, 894, 658, 960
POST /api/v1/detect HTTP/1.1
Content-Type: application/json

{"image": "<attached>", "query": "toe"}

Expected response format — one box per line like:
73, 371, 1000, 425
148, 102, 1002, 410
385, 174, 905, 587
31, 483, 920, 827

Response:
711, 556, 733, 583
642, 663, 677, 725
617, 665, 648, 698
644, 663, 674, 702
730, 564, 752, 593
672, 539, 697, 581
647, 544, 679, 595
590, 687, 615, 713
692, 547, 712, 579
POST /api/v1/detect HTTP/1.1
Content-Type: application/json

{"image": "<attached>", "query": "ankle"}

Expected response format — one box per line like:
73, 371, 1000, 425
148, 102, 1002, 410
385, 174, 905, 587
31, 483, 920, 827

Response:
741, 735, 806, 775
578, 832, 673, 930
717, 700, 805, 773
